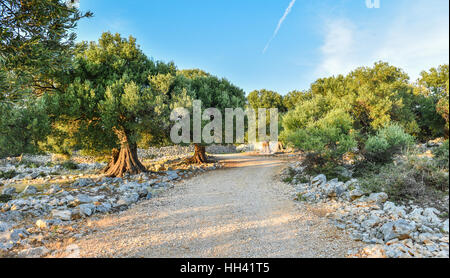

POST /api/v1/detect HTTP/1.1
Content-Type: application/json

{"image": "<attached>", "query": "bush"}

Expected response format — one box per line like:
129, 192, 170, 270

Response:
0, 100, 50, 158
433, 140, 449, 168
283, 109, 357, 161
0, 194, 12, 202
60, 160, 79, 170
364, 124, 414, 162
0, 170, 17, 179
358, 148, 449, 203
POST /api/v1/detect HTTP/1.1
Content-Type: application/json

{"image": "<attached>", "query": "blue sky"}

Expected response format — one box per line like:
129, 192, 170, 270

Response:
75, 0, 449, 95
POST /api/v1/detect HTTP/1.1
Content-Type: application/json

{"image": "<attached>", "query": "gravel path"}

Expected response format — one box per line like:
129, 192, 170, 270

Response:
53, 154, 362, 258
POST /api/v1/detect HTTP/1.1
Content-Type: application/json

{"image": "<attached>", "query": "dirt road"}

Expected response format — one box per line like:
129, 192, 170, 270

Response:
54, 154, 361, 258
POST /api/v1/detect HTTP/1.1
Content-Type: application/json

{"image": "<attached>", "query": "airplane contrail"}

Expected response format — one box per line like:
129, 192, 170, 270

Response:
263, 0, 297, 54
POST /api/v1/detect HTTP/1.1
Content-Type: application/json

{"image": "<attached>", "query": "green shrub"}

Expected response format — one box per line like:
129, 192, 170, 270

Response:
60, 160, 79, 170
0, 170, 17, 179
283, 109, 357, 161
0, 100, 50, 158
433, 140, 449, 168
358, 149, 449, 202
282, 176, 293, 183
0, 194, 12, 202
364, 124, 414, 162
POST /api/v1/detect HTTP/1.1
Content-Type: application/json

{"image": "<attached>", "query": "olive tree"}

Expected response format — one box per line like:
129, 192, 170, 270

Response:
45, 32, 176, 177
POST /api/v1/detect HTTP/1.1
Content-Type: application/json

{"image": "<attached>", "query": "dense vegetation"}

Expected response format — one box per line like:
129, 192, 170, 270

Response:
274, 62, 449, 201
0, 1, 448, 189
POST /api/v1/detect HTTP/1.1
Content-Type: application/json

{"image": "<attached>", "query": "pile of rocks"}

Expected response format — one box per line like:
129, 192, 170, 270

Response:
282, 162, 449, 258
139, 144, 238, 160
138, 145, 194, 159
0, 161, 221, 255
0, 162, 105, 186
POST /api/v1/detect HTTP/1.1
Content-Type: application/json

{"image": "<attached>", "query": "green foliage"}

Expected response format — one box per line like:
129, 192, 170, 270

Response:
359, 149, 449, 202
309, 62, 418, 135
282, 176, 294, 183
247, 89, 284, 140
60, 160, 78, 170
282, 107, 357, 161
433, 140, 449, 168
414, 64, 449, 139
247, 89, 286, 112
281, 62, 420, 151
39, 120, 78, 156
44, 32, 175, 155
364, 124, 415, 163
295, 193, 308, 202
0, 0, 92, 98
0, 194, 12, 202
282, 90, 313, 111
0, 170, 18, 179
411, 94, 446, 140
0, 100, 50, 158
151, 68, 246, 146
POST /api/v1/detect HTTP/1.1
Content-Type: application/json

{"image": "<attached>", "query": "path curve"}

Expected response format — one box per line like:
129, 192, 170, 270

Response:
54, 154, 362, 258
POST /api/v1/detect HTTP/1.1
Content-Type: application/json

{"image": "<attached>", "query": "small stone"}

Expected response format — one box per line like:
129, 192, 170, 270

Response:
383, 201, 406, 219
0, 221, 12, 232
17, 246, 50, 258
441, 219, 449, 234
22, 185, 38, 195
46, 185, 62, 194
8, 228, 29, 242
311, 174, 326, 186
1, 187, 16, 196
362, 245, 387, 258
349, 189, 364, 200
73, 178, 94, 187
95, 202, 111, 213
423, 208, 442, 227
36, 219, 50, 229
382, 219, 416, 242
78, 204, 95, 216
51, 209, 72, 221
116, 193, 139, 207
74, 194, 93, 204
408, 208, 425, 224
366, 192, 388, 204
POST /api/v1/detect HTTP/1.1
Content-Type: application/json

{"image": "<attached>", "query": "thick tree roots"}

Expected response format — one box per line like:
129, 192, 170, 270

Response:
103, 145, 147, 177
185, 144, 209, 164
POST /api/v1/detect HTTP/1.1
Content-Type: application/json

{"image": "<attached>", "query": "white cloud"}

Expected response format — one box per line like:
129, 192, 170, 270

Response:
316, 1, 449, 81
375, 3, 449, 81
316, 19, 361, 77
263, 0, 297, 54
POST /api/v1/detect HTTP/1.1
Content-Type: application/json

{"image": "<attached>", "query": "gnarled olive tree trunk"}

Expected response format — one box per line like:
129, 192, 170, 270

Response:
186, 144, 209, 164
103, 129, 146, 177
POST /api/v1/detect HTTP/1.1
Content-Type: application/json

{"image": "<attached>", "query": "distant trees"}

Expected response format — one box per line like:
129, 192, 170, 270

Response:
0, 99, 50, 157
282, 90, 312, 111
151, 69, 246, 163
415, 65, 449, 139
247, 89, 286, 113
280, 62, 447, 164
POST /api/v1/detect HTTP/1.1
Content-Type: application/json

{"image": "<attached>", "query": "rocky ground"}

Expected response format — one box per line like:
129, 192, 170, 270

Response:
1, 144, 448, 258
281, 161, 449, 258
0, 148, 222, 257
24, 153, 362, 258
